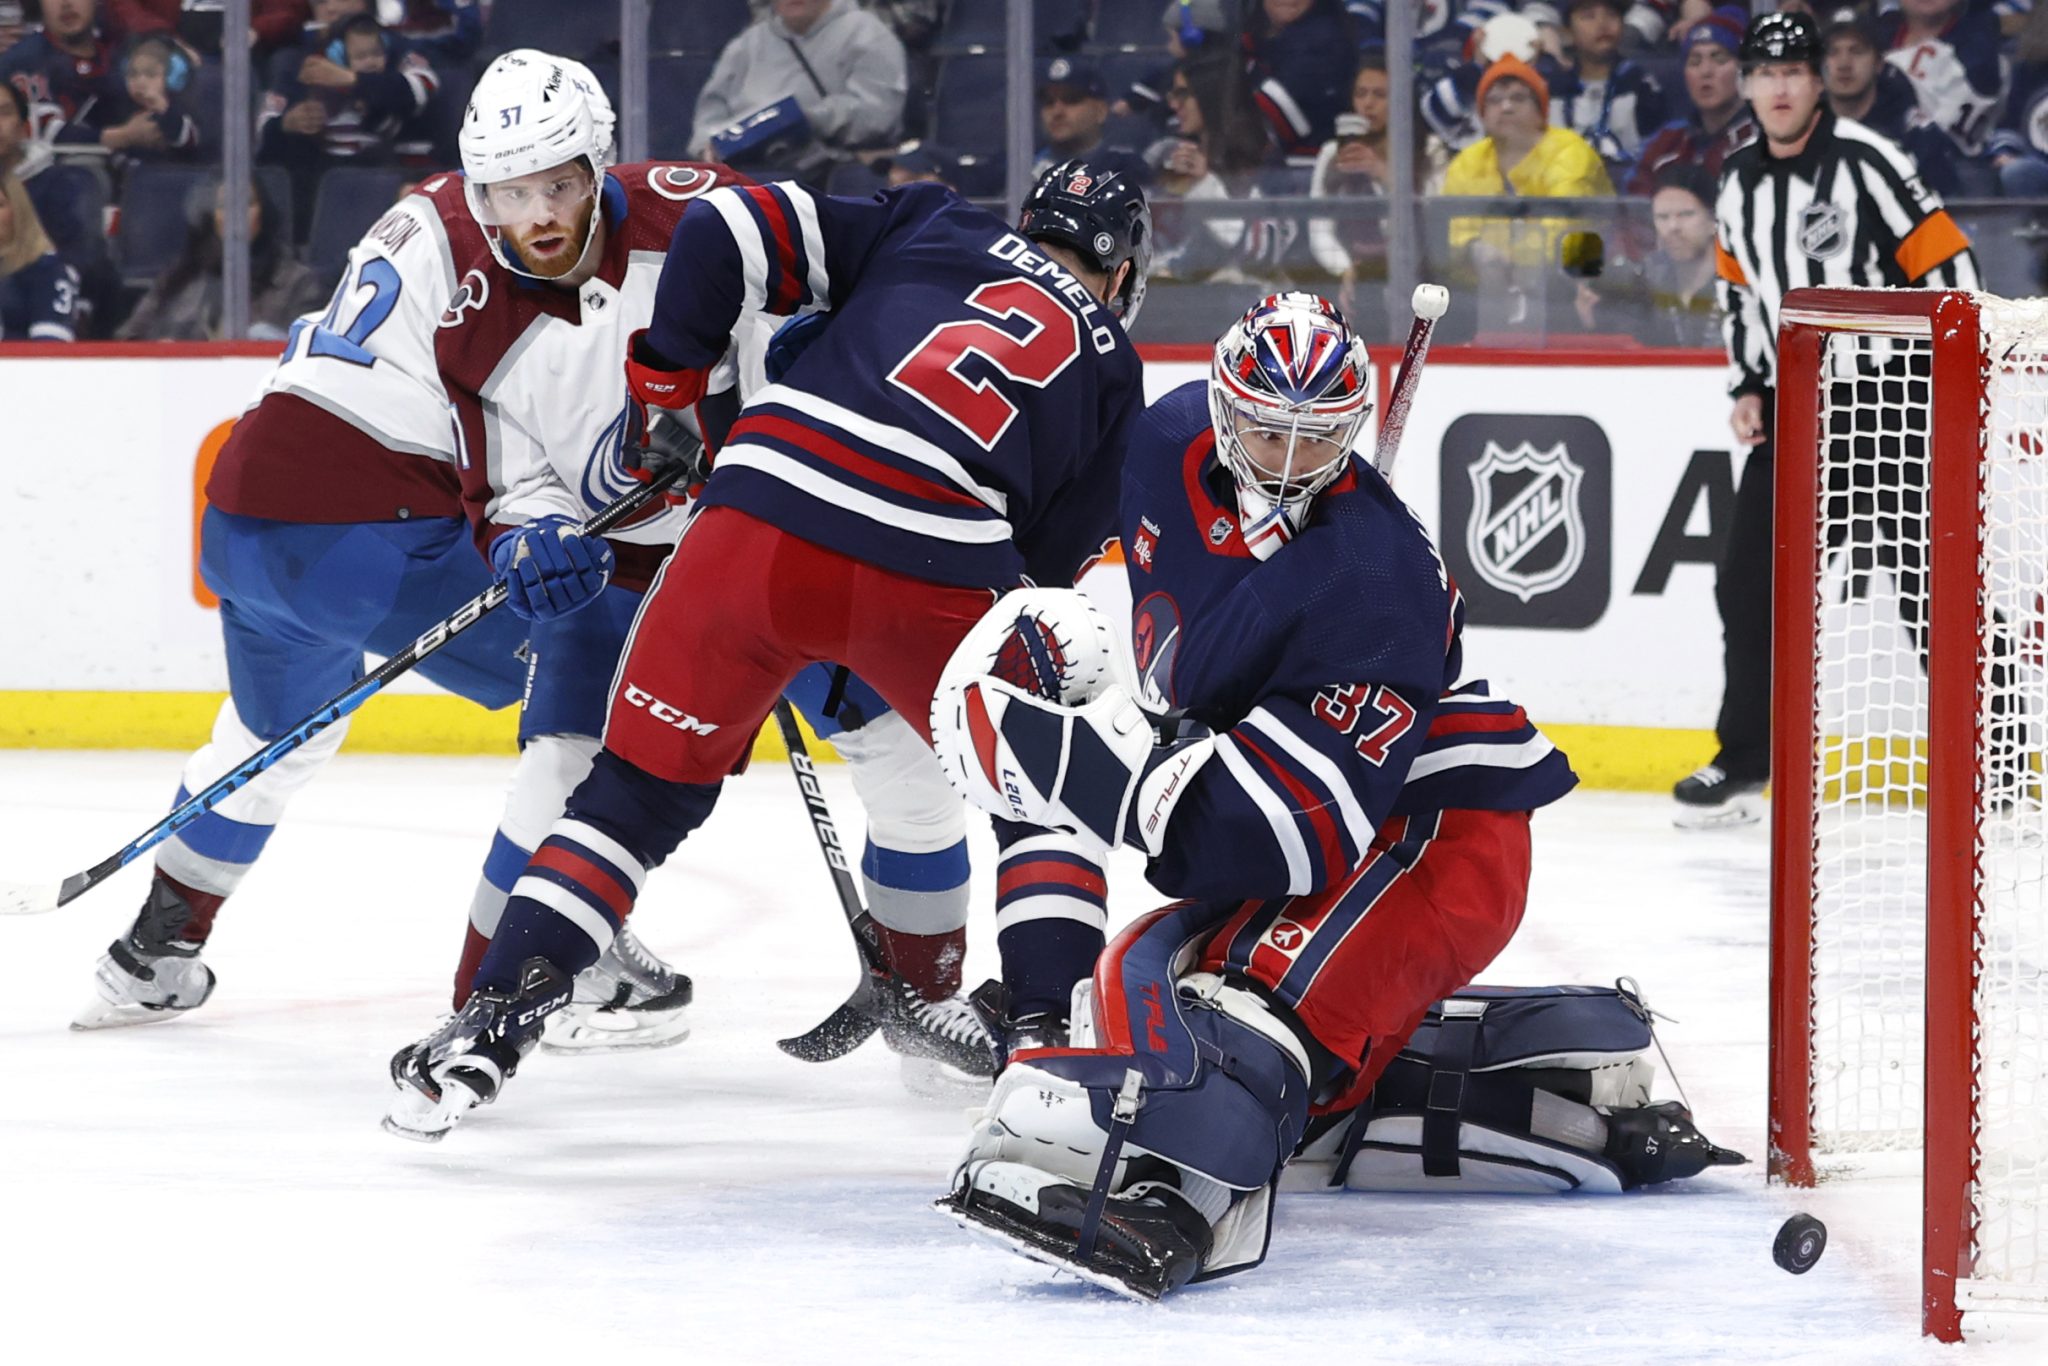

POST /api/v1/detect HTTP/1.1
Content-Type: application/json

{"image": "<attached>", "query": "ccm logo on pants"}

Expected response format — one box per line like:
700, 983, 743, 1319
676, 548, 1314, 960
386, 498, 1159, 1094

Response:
621, 684, 721, 735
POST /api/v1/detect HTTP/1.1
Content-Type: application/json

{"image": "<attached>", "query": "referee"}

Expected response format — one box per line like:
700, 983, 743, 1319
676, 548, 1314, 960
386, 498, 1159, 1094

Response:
1673, 9, 1982, 829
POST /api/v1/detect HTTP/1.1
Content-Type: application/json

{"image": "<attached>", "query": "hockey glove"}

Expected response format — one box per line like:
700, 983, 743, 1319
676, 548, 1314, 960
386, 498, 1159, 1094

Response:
488, 516, 616, 622
624, 407, 712, 506
937, 677, 1215, 860
624, 328, 711, 443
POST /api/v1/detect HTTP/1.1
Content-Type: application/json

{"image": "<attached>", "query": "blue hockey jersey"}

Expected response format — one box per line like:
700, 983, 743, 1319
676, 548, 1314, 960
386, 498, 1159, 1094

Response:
645, 180, 1145, 591
1122, 382, 1577, 902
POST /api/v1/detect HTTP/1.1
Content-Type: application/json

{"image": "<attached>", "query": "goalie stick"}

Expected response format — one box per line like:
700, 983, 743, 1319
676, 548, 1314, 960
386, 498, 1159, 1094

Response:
1373, 283, 1448, 476
0, 462, 689, 918
768, 698, 907, 1062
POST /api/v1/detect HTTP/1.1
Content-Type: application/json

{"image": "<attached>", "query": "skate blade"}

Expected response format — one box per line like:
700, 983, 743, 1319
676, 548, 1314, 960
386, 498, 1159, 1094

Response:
898, 1054, 995, 1104
380, 1085, 481, 1143
539, 1003, 691, 1054
1672, 796, 1764, 831
932, 1198, 1161, 1303
70, 995, 190, 1031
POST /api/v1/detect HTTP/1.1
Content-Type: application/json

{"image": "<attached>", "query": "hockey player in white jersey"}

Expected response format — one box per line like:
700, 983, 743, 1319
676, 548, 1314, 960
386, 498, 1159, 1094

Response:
74, 53, 689, 1049
80, 53, 982, 1087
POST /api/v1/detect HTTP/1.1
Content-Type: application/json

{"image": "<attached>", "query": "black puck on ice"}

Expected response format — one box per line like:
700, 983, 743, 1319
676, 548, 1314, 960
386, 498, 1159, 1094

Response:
1773, 1214, 1827, 1274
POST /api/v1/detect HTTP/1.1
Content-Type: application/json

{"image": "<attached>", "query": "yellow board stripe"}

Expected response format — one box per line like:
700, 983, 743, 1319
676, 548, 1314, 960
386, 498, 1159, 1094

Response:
0, 692, 1721, 792
0, 691, 827, 763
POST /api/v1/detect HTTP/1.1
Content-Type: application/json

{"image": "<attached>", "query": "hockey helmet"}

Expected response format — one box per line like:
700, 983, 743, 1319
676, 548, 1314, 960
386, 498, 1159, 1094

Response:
1209, 292, 1373, 558
1018, 159, 1153, 330
1739, 11, 1822, 73
460, 49, 617, 279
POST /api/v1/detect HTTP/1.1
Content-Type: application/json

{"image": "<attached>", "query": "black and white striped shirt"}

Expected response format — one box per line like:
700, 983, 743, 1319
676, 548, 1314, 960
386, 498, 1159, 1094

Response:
1715, 110, 1979, 397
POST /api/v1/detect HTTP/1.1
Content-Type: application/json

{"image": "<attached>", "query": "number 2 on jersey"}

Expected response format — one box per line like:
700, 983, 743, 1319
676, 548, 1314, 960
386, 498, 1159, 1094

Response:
887, 279, 1080, 449
290, 257, 402, 367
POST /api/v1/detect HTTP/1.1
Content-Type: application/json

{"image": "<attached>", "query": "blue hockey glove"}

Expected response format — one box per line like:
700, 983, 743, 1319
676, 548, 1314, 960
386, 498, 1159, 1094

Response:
488, 516, 616, 622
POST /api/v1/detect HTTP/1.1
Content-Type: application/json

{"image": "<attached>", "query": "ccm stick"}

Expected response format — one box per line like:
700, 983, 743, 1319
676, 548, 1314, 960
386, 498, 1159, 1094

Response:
1375, 283, 1449, 475
0, 462, 689, 918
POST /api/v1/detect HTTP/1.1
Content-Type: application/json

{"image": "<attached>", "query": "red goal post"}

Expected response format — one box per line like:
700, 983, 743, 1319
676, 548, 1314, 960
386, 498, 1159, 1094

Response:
1769, 287, 2048, 1343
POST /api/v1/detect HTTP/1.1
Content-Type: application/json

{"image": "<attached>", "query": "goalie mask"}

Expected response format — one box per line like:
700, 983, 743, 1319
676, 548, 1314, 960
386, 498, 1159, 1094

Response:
459, 49, 617, 282
1208, 292, 1373, 560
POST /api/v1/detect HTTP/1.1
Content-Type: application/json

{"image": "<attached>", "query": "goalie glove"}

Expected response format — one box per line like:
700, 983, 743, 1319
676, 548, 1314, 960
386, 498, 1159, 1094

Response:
936, 677, 1216, 861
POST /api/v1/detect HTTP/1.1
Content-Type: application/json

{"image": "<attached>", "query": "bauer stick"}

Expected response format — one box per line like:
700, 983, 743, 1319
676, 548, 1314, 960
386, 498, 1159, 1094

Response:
1373, 283, 1450, 476
768, 698, 908, 1062
0, 462, 690, 918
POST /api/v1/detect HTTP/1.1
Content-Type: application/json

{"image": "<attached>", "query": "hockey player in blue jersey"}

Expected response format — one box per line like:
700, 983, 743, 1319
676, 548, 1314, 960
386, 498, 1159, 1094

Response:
378, 160, 1154, 1138
927, 293, 1743, 1297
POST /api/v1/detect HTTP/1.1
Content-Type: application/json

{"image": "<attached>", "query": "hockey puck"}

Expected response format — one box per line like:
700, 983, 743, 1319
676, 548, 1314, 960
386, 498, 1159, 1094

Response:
1773, 1214, 1827, 1274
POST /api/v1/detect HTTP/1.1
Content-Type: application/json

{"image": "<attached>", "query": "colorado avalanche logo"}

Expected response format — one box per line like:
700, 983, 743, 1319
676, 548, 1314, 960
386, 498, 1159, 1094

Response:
1465, 441, 1587, 603
1131, 591, 1182, 711
583, 400, 645, 510
438, 268, 489, 328
648, 166, 714, 202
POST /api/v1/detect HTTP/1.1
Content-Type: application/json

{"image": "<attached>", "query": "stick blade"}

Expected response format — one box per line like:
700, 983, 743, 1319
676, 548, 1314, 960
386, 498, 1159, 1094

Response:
0, 880, 63, 916
777, 996, 882, 1062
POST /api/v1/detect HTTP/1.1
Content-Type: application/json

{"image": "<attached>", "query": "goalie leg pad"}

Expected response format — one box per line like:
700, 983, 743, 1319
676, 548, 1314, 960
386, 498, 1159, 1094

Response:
1292, 983, 1746, 1195
948, 904, 1322, 1287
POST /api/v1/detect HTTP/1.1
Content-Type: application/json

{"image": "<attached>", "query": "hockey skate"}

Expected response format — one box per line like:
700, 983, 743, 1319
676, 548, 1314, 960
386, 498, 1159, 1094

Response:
72, 877, 218, 1030
937, 1166, 1215, 1301
540, 925, 693, 1053
1672, 764, 1765, 830
382, 958, 569, 1142
881, 980, 997, 1100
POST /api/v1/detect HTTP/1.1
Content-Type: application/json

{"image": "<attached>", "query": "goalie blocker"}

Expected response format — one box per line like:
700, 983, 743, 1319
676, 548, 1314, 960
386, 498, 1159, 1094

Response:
938, 907, 1744, 1299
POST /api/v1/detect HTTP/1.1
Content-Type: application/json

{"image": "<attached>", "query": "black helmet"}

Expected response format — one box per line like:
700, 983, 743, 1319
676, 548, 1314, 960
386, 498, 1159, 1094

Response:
1018, 159, 1153, 331
1740, 10, 1823, 73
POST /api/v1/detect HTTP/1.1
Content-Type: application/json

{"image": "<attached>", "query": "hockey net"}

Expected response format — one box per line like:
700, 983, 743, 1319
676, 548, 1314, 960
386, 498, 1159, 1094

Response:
1771, 288, 2048, 1341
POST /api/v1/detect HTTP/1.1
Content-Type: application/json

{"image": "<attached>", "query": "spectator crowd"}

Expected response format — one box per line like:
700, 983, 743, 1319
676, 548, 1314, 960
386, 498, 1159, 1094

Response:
5, 0, 2048, 344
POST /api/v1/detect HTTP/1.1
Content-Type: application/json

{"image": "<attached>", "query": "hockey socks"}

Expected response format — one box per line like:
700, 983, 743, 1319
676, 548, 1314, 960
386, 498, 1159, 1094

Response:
991, 828, 1108, 1019
863, 838, 970, 999
471, 751, 717, 994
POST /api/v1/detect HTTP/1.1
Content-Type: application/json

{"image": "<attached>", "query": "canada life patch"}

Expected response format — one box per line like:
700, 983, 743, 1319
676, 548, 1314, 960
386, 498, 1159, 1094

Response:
1132, 515, 1160, 572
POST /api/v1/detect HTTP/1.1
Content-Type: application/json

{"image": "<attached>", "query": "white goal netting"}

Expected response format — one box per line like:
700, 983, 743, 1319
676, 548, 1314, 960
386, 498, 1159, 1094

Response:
1800, 297, 2048, 1304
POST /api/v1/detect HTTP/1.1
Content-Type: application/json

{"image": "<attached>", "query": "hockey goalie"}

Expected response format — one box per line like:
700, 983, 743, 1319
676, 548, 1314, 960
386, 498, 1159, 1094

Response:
928, 293, 1745, 1298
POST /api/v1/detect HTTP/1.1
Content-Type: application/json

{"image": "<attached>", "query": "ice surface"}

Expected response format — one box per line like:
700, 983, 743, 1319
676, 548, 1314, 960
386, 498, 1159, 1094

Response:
0, 753, 2011, 1363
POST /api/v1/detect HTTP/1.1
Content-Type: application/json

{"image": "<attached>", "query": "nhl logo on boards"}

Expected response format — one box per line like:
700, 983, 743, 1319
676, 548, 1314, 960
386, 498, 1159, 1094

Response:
1466, 441, 1587, 604
1439, 414, 1612, 630
1796, 202, 1847, 261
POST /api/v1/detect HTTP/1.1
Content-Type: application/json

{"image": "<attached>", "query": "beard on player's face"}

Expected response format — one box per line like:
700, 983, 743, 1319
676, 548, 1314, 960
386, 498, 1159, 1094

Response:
503, 192, 598, 279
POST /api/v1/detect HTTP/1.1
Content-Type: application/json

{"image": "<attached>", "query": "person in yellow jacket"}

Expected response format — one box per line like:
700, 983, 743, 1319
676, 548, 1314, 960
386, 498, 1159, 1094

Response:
1444, 54, 1613, 270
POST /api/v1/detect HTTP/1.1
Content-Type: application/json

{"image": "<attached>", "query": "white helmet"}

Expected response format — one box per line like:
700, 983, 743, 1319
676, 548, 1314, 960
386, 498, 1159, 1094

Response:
460, 49, 617, 278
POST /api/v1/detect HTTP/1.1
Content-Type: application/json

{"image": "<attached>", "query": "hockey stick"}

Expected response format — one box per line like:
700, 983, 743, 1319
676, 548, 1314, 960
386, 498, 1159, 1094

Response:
1373, 283, 1450, 476
0, 463, 689, 918
768, 698, 900, 1062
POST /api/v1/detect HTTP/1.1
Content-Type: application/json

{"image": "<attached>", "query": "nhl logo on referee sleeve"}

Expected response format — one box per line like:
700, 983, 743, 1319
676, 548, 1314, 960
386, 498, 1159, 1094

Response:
1440, 414, 1612, 629
1796, 203, 1847, 261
